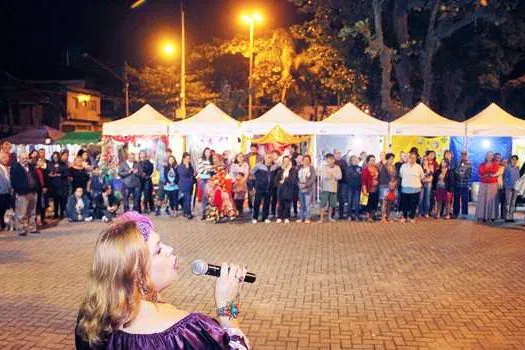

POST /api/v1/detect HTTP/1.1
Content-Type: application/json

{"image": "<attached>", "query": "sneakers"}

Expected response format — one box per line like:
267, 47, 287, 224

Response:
296, 219, 303, 223
409, 219, 416, 223
284, 219, 290, 224
276, 219, 282, 223
102, 216, 109, 223
84, 217, 93, 222
264, 219, 271, 224
252, 219, 257, 224
328, 217, 336, 222
304, 219, 311, 224
399, 218, 406, 223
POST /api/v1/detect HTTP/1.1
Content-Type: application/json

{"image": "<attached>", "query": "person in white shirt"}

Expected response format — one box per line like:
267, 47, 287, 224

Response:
399, 152, 425, 223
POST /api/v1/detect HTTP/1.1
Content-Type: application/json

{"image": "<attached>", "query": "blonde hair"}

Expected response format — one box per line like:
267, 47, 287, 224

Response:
76, 221, 157, 346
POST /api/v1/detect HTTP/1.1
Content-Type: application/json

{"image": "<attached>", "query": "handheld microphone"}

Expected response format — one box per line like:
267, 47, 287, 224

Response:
191, 260, 256, 283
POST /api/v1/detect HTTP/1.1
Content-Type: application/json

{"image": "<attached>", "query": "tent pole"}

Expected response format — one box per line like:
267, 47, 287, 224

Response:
387, 123, 392, 152
464, 124, 468, 152
313, 132, 319, 204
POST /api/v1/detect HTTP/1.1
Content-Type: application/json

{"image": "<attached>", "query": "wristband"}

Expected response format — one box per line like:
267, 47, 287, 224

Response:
217, 300, 240, 319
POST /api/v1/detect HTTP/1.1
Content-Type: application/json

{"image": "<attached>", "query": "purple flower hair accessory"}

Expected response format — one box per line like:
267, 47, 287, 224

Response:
116, 211, 155, 241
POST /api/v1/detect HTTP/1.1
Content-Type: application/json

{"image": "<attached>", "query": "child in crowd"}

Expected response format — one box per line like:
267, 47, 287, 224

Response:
233, 172, 247, 217
319, 153, 342, 223
383, 178, 398, 222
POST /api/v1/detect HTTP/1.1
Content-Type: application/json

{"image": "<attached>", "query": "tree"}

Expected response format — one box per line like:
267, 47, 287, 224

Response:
127, 46, 219, 118
294, 0, 521, 118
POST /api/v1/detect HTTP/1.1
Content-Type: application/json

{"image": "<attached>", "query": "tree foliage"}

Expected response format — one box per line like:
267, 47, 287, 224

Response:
127, 0, 525, 120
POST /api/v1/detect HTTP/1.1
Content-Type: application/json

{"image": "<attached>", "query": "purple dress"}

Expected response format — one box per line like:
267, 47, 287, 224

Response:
75, 312, 250, 349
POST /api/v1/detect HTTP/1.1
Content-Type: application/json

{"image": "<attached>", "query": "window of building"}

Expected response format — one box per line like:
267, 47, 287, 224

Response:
90, 100, 97, 111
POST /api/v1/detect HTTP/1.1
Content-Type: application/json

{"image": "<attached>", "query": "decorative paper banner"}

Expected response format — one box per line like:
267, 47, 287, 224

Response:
390, 136, 450, 160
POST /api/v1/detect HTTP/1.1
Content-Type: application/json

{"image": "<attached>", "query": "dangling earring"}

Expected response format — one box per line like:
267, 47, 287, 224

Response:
138, 279, 160, 303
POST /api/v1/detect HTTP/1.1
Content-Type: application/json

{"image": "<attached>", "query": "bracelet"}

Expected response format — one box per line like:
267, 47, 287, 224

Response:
217, 300, 240, 319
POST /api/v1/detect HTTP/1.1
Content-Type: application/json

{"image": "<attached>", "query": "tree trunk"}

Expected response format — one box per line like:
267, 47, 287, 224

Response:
281, 81, 289, 104
421, 0, 441, 105
372, 0, 394, 114
421, 39, 438, 105
393, 0, 413, 107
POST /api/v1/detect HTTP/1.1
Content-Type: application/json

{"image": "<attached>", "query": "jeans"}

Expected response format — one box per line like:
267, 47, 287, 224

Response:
52, 193, 68, 218
200, 179, 209, 215
247, 179, 255, 210
366, 191, 379, 215
278, 199, 292, 220
0, 193, 10, 229
419, 183, 432, 216
269, 187, 278, 216
498, 189, 506, 219
299, 192, 312, 220
165, 189, 179, 211
141, 179, 154, 212
123, 186, 141, 212
347, 187, 360, 217
337, 182, 348, 218
234, 199, 244, 215
504, 188, 518, 220
252, 191, 270, 221
180, 190, 192, 216
453, 187, 469, 217
401, 192, 420, 219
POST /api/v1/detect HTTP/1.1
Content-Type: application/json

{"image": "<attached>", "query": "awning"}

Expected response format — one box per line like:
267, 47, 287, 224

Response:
56, 131, 101, 145
5, 126, 65, 145
252, 125, 309, 144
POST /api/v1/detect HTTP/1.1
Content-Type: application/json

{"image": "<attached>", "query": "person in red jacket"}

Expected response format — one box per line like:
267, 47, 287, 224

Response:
361, 155, 380, 221
475, 151, 499, 223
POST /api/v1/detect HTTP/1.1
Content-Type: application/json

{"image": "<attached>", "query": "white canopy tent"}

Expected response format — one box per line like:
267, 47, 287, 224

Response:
170, 103, 241, 161
170, 103, 240, 136
103, 104, 171, 136
316, 102, 388, 135
465, 103, 525, 136
240, 103, 315, 135
389, 102, 465, 136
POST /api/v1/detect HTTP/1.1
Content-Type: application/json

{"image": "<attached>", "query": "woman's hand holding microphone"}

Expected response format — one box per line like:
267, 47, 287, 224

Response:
214, 263, 247, 329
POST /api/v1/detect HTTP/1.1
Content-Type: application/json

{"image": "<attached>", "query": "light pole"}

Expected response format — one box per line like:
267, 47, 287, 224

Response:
180, 0, 186, 119
241, 12, 262, 120
83, 53, 130, 116
131, 0, 186, 119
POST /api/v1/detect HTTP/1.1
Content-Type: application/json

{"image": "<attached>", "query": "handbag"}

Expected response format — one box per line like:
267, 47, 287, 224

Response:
360, 191, 369, 206
514, 174, 525, 196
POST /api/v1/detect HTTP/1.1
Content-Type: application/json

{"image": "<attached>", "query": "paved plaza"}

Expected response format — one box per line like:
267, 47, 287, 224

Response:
1, 216, 525, 349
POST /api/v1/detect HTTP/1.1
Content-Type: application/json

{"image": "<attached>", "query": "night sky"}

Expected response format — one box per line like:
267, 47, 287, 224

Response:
0, 0, 303, 79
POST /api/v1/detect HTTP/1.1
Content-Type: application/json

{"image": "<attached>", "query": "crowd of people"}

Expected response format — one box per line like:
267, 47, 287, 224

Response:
0, 138, 522, 236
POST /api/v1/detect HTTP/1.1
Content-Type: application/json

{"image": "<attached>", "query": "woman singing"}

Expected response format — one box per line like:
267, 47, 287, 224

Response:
75, 212, 250, 349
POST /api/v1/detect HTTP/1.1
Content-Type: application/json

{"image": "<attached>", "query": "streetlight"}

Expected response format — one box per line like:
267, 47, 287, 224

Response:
241, 11, 263, 120
131, 0, 187, 119
159, 40, 176, 58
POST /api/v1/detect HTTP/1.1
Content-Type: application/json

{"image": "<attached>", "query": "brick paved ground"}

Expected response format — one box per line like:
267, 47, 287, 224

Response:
1, 215, 525, 349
